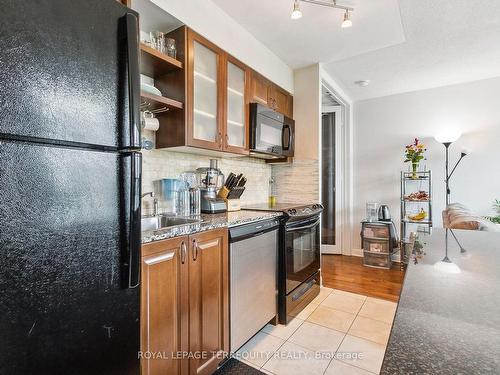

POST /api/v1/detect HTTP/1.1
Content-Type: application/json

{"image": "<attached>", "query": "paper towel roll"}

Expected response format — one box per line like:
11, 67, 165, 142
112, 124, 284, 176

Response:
142, 116, 160, 131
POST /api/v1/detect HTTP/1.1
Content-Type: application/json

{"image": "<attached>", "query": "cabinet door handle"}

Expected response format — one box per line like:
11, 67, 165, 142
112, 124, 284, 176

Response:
225, 134, 229, 147
181, 241, 186, 264
218, 132, 223, 149
192, 239, 198, 261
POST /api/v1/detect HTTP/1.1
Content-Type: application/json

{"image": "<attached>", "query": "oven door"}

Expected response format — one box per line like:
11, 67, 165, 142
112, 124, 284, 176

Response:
285, 216, 321, 294
251, 106, 294, 157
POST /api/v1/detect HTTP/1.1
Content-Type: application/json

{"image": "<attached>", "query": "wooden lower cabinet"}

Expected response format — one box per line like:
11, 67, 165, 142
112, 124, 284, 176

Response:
141, 236, 188, 375
141, 228, 228, 375
188, 229, 229, 375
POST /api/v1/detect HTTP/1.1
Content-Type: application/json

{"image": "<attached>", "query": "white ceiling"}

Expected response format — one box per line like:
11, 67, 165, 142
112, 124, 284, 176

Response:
211, 0, 405, 69
212, 0, 500, 101
132, 0, 183, 34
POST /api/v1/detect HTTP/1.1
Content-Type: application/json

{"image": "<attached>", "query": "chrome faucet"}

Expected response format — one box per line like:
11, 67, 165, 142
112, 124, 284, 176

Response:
141, 191, 158, 216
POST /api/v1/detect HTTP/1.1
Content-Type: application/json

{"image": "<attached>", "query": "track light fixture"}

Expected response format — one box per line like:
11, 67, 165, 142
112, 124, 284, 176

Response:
291, 0, 302, 19
342, 9, 352, 28
291, 0, 354, 27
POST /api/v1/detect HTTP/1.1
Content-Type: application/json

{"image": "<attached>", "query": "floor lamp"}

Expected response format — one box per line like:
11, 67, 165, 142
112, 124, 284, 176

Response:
434, 133, 468, 206
435, 132, 468, 254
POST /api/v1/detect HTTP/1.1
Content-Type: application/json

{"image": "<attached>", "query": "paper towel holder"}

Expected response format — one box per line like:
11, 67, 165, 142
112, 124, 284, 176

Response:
150, 107, 169, 114
140, 100, 170, 114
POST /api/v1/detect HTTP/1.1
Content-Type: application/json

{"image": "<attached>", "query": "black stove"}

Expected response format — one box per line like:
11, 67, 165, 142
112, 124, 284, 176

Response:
243, 203, 323, 324
243, 203, 323, 222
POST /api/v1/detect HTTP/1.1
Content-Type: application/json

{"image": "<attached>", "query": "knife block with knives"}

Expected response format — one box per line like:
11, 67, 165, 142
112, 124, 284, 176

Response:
218, 172, 246, 211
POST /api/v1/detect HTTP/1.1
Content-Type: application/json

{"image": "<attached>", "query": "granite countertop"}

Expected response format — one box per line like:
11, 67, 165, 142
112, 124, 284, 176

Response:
381, 228, 500, 374
141, 210, 283, 244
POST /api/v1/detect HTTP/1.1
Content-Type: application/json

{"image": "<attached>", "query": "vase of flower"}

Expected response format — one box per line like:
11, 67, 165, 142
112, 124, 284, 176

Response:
404, 138, 426, 179
411, 162, 419, 179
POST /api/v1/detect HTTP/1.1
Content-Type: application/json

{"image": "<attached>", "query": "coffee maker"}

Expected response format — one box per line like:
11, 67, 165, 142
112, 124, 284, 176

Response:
195, 159, 227, 214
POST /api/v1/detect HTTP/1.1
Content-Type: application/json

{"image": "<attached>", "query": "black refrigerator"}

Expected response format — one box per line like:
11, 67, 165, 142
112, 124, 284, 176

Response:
0, 1, 142, 374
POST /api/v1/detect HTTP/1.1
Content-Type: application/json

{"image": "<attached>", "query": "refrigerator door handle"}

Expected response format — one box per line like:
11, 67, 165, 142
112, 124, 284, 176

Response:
125, 12, 141, 150
127, 152, 142, 288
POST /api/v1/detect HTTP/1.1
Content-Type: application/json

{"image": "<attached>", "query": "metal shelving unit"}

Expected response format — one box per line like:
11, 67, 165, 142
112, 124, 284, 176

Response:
400, 170, 432, 266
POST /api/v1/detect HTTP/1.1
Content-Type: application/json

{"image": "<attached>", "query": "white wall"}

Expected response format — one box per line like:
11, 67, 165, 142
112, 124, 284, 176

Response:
353, 77, 500, 248
150, 0, 293, 93
273, 65, 321, 203
293, 65, 321, 161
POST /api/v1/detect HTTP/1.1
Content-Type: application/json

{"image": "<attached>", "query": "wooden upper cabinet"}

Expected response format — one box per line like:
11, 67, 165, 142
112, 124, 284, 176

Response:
270, 85, 293, 118
250, 71, 293, 118
187, 29, 224, 151
155, 27, 292, 152
250, 71, 272, 106
141, 236, 189, 375
222, 54, 250, 154
188, 229, 229, 375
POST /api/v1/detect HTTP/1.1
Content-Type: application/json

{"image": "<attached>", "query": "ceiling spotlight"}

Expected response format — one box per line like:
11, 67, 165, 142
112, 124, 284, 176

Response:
291, 0, 303, 20
342, 10, 352, 28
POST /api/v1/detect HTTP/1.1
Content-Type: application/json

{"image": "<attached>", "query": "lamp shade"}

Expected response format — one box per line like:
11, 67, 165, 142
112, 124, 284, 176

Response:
434, 131, 461, 144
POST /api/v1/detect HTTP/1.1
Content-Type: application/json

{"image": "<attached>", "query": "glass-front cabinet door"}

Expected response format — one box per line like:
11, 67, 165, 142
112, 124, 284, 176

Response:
187, 30, 249, 153
188, 31, 223, 150
224, 56, 248, 154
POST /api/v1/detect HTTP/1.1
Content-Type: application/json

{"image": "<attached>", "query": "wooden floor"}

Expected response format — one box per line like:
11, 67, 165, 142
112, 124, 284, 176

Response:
321, 255, 405, 302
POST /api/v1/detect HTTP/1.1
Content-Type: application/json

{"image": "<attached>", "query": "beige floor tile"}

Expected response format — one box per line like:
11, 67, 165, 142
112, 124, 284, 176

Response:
307, 305, 356, 333
236, 331, 285, 367
358, 298, 398, 324
262, 341, 331, 375
288, 321, 345, 353
337, 335, 386, 374
325, 359, 375, 375
295, 301, 319, 320
310, 287, 333, 304
348, 316, 392, 345
332, 289, 367, 301
321, 293, 365, 314
262, 317, 304, 340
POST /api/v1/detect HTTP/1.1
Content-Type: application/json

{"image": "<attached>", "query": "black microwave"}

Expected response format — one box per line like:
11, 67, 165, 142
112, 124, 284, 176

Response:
249, 103, 294, 159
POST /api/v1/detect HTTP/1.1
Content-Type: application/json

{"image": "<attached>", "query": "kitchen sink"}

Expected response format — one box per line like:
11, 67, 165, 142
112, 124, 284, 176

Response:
141, 215, 201, 232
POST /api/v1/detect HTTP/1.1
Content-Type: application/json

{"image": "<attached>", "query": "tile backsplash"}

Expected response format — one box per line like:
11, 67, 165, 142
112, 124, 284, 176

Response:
272, 158, 319, 204
141, 146, 272, 214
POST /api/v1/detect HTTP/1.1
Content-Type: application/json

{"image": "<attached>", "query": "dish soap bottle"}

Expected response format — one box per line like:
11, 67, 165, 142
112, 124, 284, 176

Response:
268, 177, 277, 207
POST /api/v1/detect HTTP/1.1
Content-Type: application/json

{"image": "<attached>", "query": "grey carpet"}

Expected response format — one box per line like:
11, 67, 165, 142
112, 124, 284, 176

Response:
214, 359, 265, 374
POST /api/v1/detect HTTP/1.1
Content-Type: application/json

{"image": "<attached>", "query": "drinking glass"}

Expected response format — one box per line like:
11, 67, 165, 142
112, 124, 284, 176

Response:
165, 38, 177, 58
155, 31, 165, 53
366, 202, 379, 222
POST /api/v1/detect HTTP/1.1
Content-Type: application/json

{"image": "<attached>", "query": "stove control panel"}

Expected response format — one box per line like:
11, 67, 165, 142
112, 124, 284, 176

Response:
286, 204, 323, 218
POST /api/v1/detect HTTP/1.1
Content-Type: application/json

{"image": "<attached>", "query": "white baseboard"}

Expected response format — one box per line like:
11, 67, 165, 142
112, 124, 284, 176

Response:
391, 251, 401, 262
351, 248, 363, 257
